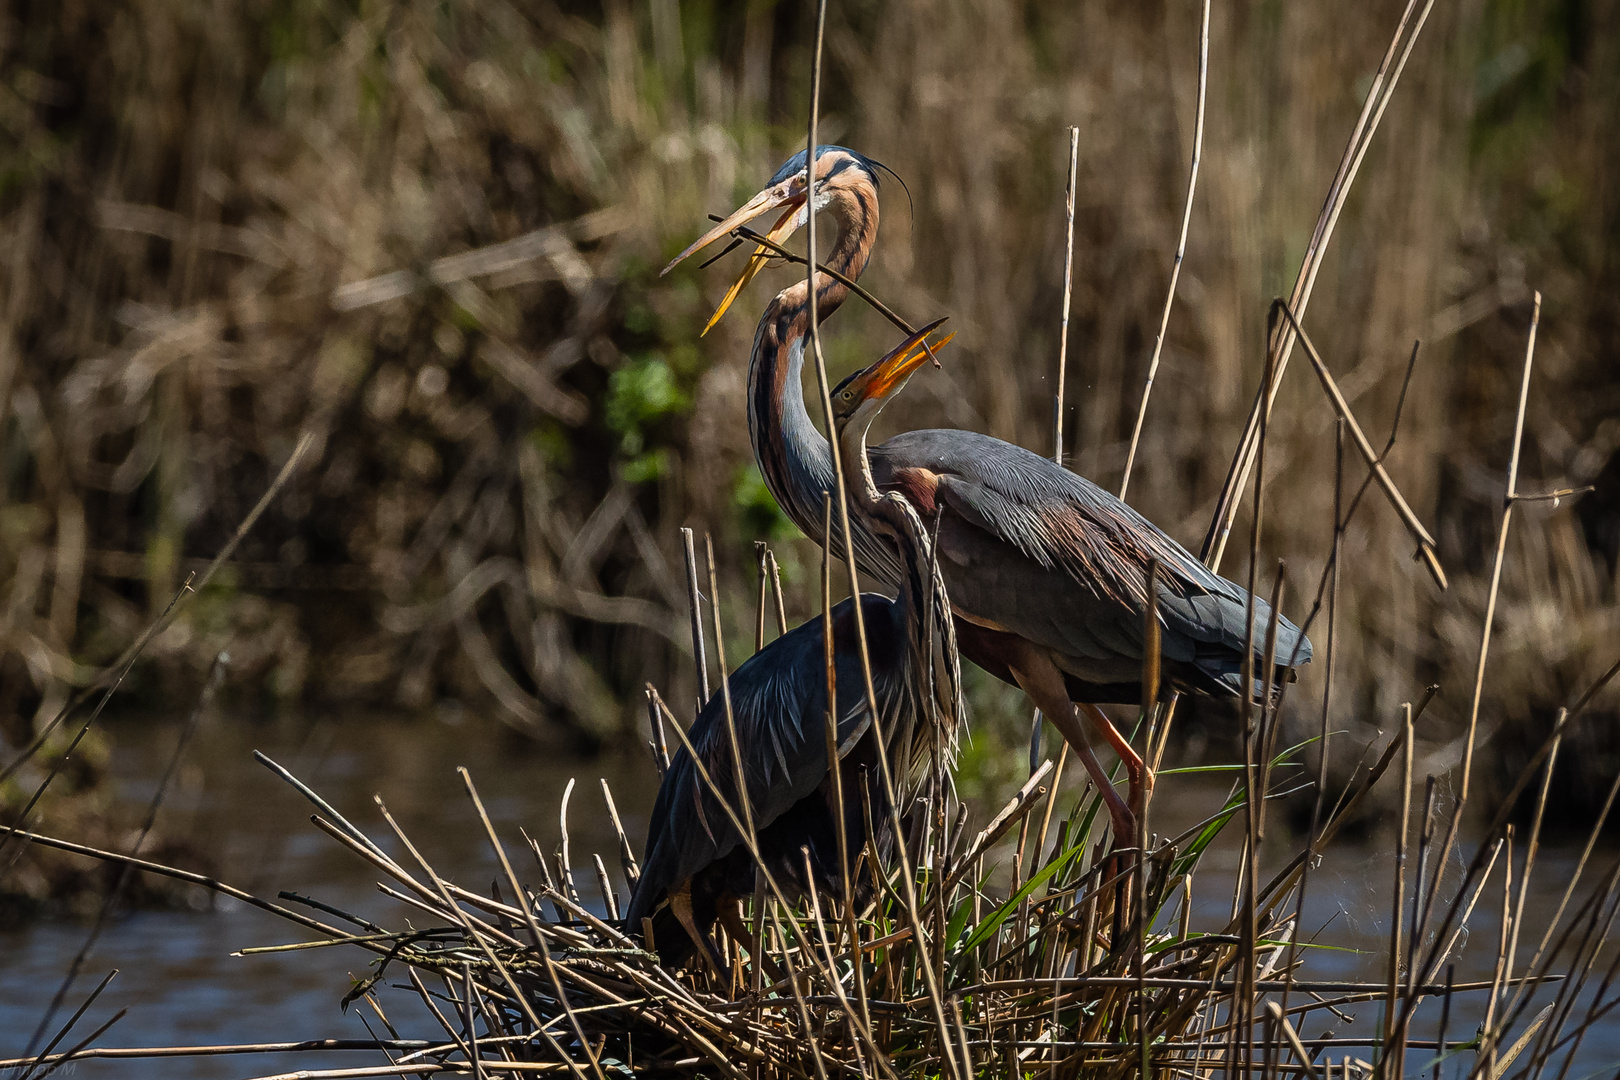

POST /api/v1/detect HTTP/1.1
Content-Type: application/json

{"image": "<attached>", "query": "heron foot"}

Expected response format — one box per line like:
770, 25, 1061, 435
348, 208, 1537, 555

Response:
670, 883, 724, 977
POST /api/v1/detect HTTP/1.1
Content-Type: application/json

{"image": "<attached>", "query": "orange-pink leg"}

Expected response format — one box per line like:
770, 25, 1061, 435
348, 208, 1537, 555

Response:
1080, 702, 1155, 827
1007, 652, 1138, 851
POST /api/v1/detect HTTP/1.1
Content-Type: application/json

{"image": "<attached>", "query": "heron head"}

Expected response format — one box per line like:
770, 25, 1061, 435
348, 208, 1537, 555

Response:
830, 318, 952, 440
660, 146, 885, 334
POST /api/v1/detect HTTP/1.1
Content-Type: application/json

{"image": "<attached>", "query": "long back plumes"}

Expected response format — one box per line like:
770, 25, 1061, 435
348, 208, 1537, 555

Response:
838, 409, 963, 791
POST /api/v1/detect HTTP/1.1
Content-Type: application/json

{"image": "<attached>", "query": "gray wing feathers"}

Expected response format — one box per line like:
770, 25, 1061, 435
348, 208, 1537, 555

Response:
877, 429, 1311, 690
627, 596, 901, 925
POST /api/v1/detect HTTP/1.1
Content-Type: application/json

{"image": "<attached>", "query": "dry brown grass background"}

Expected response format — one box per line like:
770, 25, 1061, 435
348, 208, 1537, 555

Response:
1, 0, 1617, 821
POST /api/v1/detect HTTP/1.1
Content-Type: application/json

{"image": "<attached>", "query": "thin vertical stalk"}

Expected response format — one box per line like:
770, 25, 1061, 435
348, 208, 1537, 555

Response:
1384, 703, 1414, 1079
754, 541, 769, 652
1479, 828, 1516, 1078
704, 534, 757, 846
1120, 0, 1209, 501
801, 5, 959, 1071
820, 494, 868, 1039
645, 691, 670, 777
1505, 732, 1560, 987
1475, 730, 1564, 1071
1279, 417, 1346, 1036
1401, 294, 1544, 1040
1136, 563, 1159, 1080
681, 527, 710, 708
1204, 0, 1437, 571
767, 549, 789, 635
1435, 966, 1454, 1080
1054, 126, 1079, 467
1408, 777, 1438, 994
1233, 300, 1281, 1080
1461, 292, 1540, 798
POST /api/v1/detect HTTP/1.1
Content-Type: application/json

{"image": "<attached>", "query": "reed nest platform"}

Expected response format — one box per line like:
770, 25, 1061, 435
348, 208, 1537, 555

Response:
8, 679, 1618, 1080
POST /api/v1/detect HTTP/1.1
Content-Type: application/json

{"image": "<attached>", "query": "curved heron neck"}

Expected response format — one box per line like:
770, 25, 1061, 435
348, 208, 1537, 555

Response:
837, 419, 923, 614
746, 185, 879, 549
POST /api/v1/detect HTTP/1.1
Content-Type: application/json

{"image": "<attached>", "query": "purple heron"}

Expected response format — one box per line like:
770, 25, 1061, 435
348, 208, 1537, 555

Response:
663, 146, 1312, 851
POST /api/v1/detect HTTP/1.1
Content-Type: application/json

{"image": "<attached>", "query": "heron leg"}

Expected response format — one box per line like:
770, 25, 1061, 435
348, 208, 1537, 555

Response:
670, 882, 723, 977
1078, 702, 1154, 825
1007, 653, 1136, 851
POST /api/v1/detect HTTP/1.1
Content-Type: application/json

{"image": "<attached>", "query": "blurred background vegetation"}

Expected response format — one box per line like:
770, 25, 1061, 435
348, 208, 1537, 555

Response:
3, 0, 1619, 885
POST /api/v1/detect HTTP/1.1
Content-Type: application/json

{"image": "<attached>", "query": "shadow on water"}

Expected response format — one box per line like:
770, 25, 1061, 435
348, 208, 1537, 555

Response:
4, 709, 1618, 1078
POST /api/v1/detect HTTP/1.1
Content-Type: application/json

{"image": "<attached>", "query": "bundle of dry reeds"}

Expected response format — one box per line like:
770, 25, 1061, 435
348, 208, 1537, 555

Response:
7, 617, 1618, 1080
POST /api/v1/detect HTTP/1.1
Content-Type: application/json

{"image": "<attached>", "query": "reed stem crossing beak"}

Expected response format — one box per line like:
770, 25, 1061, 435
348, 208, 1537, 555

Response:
859, 318, 953, 403
660, 176, 809, 335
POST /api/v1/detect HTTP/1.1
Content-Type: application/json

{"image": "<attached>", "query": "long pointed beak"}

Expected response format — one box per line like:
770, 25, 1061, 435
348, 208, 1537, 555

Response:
699, 206, 803, 335
661, 179, 808, 336
662, 182, 803, 276
866, 318, 953, 401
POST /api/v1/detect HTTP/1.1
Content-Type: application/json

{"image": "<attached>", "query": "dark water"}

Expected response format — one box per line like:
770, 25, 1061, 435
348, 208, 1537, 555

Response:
3, 710, 1617, 1077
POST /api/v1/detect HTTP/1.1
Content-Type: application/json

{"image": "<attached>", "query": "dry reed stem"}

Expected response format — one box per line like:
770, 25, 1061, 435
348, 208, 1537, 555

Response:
704, 533, 759, 849
0, 430, 313, 792
1273, 301, 1445, 587
1461, 292, 1542, 798
681, 528, 710, 710
1120, 0, 1209, 502
1204, 0, 1438, 571
1054, 126, 1080, 467
1382, 702, 1414, 1075
798, 4, 960, 1070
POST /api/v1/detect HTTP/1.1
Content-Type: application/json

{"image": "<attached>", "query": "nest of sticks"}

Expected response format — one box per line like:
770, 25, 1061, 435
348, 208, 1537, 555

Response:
14, 659, 1620, 1080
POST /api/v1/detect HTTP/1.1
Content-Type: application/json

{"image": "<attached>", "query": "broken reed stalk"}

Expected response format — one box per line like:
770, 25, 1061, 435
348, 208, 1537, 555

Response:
766, 549, 789, 635
754, 541, 770, 652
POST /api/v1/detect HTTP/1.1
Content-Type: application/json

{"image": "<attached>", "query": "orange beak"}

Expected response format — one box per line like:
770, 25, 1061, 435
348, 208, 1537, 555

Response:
863, 318, 954, 402
661, 177, 809, 336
